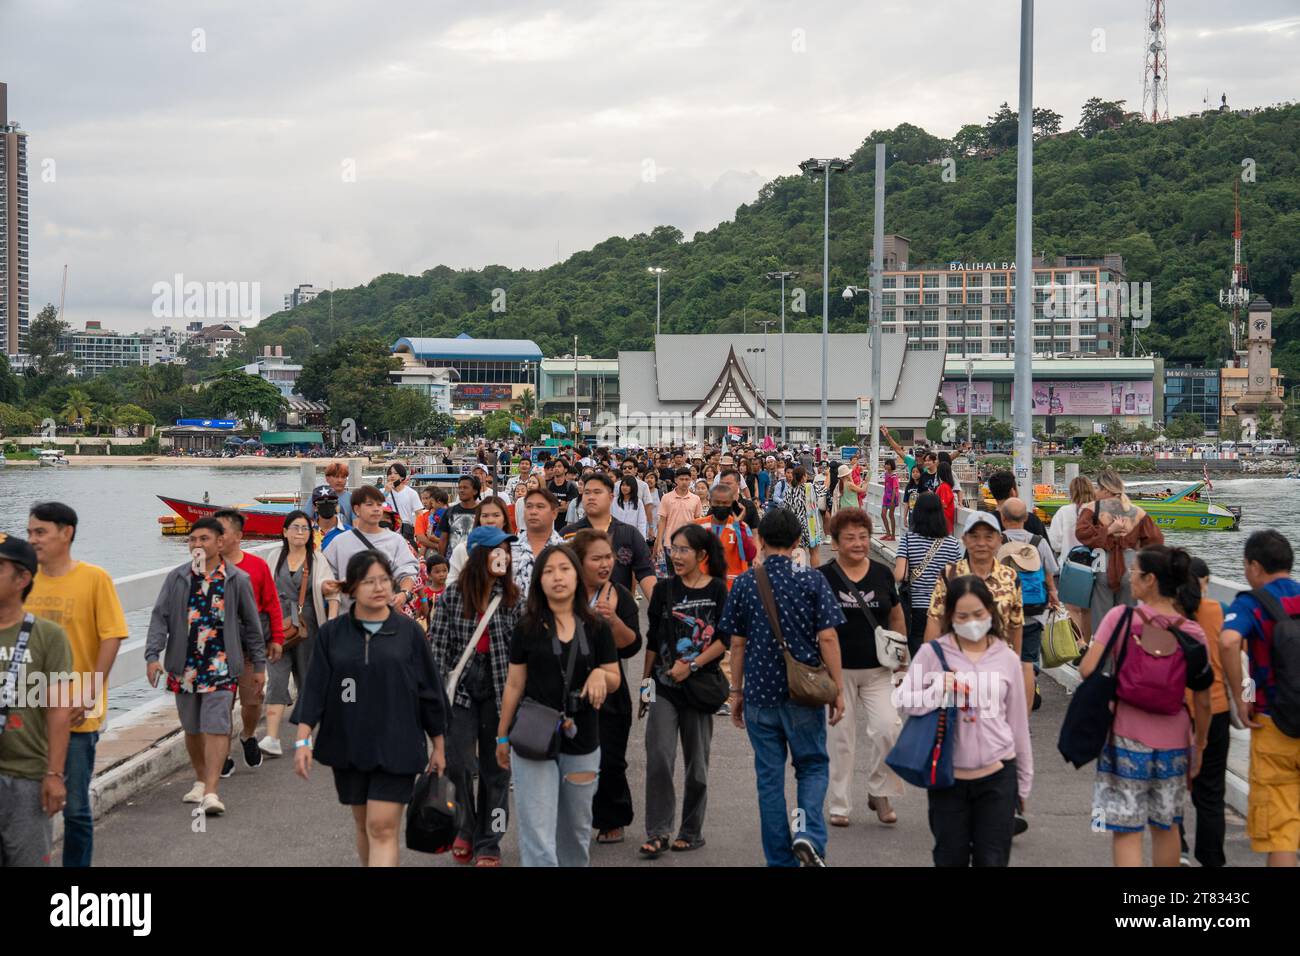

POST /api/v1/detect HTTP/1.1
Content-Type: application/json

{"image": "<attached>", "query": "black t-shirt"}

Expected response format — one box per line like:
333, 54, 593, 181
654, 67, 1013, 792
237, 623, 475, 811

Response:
547, 480, 580, 530
920, 471, 942, 494
588, 581, 641, 718
437, 503, 478, 552
646, 576, 730, 704
560, 516, 654, 591
509, 616, 618, 755
818, 560, 900, 670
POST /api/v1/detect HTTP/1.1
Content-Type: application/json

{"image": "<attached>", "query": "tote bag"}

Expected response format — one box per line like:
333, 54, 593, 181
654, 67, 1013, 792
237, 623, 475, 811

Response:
886, 640, 957, 789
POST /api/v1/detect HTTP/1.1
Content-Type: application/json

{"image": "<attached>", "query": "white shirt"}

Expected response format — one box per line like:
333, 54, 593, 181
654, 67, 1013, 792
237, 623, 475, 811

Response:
323, 526, 421, 613
1047, 502, 1083, 562
385, 485, 422, 525
611, 498, 647, 536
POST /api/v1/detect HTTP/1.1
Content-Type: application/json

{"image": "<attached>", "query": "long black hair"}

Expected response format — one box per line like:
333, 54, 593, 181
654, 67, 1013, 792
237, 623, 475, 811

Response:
617, 475, 640, 509
523, 543, 598, 632
458, 541, 520, 617
669, 523, 727, 583
275, 509, 315, 575
1136, 545, 1201, 617
909, 492, 949, 539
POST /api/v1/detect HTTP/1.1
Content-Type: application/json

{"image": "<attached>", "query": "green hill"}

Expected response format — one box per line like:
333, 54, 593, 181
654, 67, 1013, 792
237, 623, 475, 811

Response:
255, 100, 1300, 380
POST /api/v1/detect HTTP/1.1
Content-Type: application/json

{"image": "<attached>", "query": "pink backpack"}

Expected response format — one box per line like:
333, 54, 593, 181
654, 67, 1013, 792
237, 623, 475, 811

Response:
1114, 609, 1190, 716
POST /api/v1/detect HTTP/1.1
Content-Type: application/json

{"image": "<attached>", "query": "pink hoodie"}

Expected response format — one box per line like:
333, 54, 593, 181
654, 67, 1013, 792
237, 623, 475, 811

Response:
894, 633, 1034, 800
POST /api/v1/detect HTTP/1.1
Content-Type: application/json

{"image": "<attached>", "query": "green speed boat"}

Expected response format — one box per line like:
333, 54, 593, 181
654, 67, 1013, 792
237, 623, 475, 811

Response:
1032, 481, 1241, 532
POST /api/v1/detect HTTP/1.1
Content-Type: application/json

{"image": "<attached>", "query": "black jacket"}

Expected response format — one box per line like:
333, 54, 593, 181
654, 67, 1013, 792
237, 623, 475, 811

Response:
292, 609, 445, 774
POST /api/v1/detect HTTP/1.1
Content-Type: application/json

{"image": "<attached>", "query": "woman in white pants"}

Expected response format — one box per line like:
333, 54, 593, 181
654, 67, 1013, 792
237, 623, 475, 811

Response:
816, 508, 907, 826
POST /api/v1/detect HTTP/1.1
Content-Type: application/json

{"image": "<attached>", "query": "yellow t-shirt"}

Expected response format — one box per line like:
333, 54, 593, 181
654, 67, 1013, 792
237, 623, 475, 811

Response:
25, 562, 128, 733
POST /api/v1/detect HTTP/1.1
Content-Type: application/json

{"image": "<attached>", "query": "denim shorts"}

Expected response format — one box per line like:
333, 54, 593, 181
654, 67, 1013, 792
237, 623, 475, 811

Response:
1019, 619, 1043, 665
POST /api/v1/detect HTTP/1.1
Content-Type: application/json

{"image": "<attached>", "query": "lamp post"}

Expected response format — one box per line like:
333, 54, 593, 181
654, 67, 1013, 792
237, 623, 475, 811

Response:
755, 320, 776, 439
647, 267, 666, 334
843, 284, 880, 474
966, 358, 974, 447
1011, 0, 1036, 509
765, 270, 798, 443
800, 157, 853, 449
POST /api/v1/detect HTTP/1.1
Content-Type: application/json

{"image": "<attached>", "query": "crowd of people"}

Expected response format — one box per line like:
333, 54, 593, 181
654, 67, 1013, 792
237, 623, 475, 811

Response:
0, 434, 1297, 872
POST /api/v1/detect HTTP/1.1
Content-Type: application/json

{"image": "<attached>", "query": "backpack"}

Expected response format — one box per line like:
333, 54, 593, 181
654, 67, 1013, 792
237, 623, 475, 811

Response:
1115, 609, 1214, 716
1001, 534, 1048, 614
1247, 587, 1300, 738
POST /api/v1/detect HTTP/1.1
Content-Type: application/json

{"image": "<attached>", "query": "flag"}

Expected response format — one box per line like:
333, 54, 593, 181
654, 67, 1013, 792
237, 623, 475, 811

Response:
509, 421, 523, 435
1203, 464, 1213, 493
551, 421, 567, 434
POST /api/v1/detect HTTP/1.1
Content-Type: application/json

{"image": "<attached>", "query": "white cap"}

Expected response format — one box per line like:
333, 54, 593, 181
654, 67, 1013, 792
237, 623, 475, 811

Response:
961, 511, 1002, 535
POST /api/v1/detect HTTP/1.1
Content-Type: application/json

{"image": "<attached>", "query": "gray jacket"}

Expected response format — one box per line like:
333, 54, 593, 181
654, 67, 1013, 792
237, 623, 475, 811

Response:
145, 562, 267, 677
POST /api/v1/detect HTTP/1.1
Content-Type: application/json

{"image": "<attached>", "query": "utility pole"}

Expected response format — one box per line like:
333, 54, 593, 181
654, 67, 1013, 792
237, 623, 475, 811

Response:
573, 335, 579, 440
756, 320, 776, 439
869, 143, 885, 482
1012, 0, 1036, 508
765, 270, 798, 443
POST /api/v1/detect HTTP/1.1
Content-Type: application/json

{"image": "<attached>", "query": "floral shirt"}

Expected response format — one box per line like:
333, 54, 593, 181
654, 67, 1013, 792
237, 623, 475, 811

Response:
926, 558, 1025, 639
511, 530, 565, 598
168, 561, 234, 694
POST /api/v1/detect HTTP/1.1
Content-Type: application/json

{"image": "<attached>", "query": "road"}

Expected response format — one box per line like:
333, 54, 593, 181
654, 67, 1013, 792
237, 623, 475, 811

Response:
89, 581, 1259, 868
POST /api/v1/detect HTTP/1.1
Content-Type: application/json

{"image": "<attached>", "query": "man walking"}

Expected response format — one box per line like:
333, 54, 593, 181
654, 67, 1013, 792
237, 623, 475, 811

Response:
145, 518, 265, 816
718, 508, 846, 867
213, 510, 284, 774
999, 498, 1060, 715
0, 534, 75, 867
654, 468, 703, 564
561, 473, 656, 600
24, 503, 127, 867
510, 487, 564, 598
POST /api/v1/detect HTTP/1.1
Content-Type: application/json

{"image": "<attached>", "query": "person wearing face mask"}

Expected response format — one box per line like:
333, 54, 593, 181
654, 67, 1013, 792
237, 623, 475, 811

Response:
894, 575, 1033, 867
427, 526, 522, 866
695, 483, 756, 591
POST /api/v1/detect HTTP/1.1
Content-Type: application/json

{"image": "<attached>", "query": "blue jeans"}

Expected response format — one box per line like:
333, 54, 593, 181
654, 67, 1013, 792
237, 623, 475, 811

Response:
1021, 619, 1043, 675
63, 731, 99, 867
511, 748, 601, 867
745, 700, 829, 867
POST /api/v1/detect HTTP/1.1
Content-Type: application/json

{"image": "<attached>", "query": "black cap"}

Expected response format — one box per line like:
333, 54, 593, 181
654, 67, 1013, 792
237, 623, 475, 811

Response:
310, 484, 338, 504
0, 533, 38, 576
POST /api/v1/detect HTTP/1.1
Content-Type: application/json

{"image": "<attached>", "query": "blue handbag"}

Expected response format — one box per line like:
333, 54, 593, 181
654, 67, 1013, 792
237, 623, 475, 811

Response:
886, 640, 958, 789
1059, 550, 1096, 608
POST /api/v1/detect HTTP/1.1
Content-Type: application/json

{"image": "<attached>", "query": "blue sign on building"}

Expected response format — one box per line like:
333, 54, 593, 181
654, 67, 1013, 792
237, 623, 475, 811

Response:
176, 419, 238, 429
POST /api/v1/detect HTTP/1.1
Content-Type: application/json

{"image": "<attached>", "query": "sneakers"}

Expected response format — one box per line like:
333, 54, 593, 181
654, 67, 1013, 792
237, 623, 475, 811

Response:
182, 782, 205, 804
715, 702, 732, 718
220, 756, 235, 778
1013, 815, 1029, 837
241, 735, 263, 769
199, 792, 226, 816
792, 837, 826, 867
258, 736, 283, 757
1032, 682, 1042, 712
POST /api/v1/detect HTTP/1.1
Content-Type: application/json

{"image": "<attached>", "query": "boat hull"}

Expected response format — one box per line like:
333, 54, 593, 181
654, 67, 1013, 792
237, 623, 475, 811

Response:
1033, 497, 1239, 531
158, 496, 292, 537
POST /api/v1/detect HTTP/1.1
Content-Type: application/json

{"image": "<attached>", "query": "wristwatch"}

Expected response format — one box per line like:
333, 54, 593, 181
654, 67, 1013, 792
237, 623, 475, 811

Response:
688, 661, 699, 674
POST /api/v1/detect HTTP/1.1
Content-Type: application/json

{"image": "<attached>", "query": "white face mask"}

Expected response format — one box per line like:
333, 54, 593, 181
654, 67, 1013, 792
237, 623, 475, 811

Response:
953, 617, 993, 642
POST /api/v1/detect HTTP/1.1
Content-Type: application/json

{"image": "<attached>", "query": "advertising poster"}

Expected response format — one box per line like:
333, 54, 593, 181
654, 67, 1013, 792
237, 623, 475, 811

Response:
1013, 381, 1153, 416
453, 384, 514, 407
940, 381, 993, 415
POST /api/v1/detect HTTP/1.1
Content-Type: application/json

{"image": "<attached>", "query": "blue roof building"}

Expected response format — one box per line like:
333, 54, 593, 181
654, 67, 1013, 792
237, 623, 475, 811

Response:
392, 334, 542, 411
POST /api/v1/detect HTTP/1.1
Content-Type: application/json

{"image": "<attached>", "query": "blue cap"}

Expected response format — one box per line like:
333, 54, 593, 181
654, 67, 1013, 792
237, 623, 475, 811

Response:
467, 526, 517, 552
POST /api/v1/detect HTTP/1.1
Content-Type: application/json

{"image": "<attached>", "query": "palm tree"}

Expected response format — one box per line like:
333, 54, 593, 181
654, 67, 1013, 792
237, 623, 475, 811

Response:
515, 387, 536, 421
95, 405, 123, 437
61, 389, 92, 429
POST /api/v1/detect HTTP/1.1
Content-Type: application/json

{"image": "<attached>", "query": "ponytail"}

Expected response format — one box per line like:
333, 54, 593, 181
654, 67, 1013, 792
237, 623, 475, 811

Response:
1137, 545, 1200, 617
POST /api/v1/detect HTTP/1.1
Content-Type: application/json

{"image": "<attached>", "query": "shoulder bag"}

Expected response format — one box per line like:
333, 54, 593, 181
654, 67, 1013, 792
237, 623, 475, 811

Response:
901, 536, 945, 609
1057, 606, 1134, 768
830, 562, 910, 671
443, 594, 502, 701
885, 639, 957, 788
753, 564, 838, 707
0, 614, 36, 734
508, 619, 586, 761
405, 768, 458, 854
281, 559, 313, 650
658, 578, 730, 713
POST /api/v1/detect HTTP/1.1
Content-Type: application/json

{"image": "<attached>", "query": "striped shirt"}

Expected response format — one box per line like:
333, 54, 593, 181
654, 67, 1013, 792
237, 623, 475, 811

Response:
898, 532, 963, 609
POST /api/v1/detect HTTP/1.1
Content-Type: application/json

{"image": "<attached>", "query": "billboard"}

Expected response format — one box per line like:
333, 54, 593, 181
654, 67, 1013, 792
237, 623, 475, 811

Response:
454, 384, 514, 403
1014, 380, 1153, 416
940, 381, 993, 416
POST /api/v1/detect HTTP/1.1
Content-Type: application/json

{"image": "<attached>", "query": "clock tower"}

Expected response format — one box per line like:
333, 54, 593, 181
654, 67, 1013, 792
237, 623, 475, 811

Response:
1232, 296, 1285, 441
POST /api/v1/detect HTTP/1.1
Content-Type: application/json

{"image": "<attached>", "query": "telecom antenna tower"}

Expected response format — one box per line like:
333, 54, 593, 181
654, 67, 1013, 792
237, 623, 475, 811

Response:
1143, 0, 1170, 122
1218, 179, 1250, 365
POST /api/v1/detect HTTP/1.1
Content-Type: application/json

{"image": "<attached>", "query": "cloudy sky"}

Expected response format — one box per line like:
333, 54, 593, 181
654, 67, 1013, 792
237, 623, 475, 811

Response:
3, 0, 1298, 331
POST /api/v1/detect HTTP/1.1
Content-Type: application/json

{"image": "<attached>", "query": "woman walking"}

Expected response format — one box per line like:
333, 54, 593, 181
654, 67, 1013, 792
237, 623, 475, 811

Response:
895, 576, 1033, 867
612, 476, 647, 537
513, 474, 542, 538
496, 545, 620, 867
427, 526, 522, 866
1079, 545, 1211, 867
570, 530, 642, 846
446, 496, 513, 588
643, 470, 662, 549
893, 493, 962, 655
784, 466, 824, 568
293, 551, 447, 867
820, 509, 906, 827
935, 460, 959, 535
640, 524, 728, 858
1047, 476, 1096, 636
901, 463, 923, 530
261, 510, 326, 757
1076, 468, 1164, 630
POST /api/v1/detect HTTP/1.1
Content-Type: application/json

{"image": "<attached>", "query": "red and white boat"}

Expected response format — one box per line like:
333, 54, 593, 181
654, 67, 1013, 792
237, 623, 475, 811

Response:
157, 496, 294, 538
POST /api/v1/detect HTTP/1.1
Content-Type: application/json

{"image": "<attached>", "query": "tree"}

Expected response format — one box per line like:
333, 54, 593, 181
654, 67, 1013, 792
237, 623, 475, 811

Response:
514, 387, 536, 419
381, 388, 433, 441
985, 103, 1019, 150
456, 417, 485, 439
1256, 405, 1277, 440
0, 354, 20, 405
25, 304, 75, 382
297, 335, 397, 403
1219, 417, 1242, 443
1102, 420, 1130, 447
0, 401, 38, 436
833, 427, 858, 447
420, 410, 457, 444
1283, 407, 1300, 444
1055, 421, 1080, 442
61, 389, 92, 428
1082, 435, 1105, 460
1077, 97, 1129, 138
951, 124, 988, 156
1032, 107, 1063, 138
1166, 412, 1205, 441
1131, 423, 1158, 443
205, 372, 288, 430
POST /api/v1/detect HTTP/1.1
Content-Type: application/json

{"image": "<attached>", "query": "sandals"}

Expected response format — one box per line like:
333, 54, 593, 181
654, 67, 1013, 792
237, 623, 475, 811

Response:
451, 837, 473, 863
473, 855, 501, 867
671, 837, 706, 852
597, 828, 625, 845
639, 836, 670, 859
868, 796, 898, 825
829, 814, 851, 827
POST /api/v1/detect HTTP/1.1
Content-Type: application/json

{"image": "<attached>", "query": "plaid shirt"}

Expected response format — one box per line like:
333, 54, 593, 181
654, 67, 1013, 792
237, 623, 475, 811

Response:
427, 581, 521, 710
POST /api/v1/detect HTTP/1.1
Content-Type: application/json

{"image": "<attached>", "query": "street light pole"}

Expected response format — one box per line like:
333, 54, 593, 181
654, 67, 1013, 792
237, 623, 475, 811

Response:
966, 358, 974, 447
765, 270, 798, 444
648, 267, 665, 335
800, 157, 852, 450
1012, 0, 1036, 509
869, 142, 885, 483
756, 320, 776, 440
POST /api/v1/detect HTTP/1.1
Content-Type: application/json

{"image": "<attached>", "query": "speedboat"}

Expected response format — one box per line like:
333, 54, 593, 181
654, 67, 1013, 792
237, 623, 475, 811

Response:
157, 496, 295, 537
38, 449, 69, 467
1031, 481, 1240, 531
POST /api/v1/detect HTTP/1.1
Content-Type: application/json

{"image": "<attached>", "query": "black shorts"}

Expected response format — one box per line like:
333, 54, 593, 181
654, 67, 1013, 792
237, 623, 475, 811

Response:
331, 768, 416, 806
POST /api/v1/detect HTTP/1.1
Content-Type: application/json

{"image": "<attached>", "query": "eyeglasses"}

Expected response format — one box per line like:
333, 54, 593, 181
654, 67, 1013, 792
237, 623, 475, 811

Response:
358, 576, 392, 588
669, 546, 697, 556
287, 525, 311, 533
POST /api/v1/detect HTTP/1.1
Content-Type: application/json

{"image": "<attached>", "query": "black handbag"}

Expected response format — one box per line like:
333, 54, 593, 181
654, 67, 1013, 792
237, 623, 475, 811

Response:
1058, 606, 1133, 768
508, 621, 585, 760
658, 578, 729, 713
405, 769, 458, 854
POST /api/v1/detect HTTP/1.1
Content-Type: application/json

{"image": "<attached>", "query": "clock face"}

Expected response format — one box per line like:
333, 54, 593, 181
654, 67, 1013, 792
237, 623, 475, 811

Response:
1255, 376, 1265, 385
1254, 319, 1267, 331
